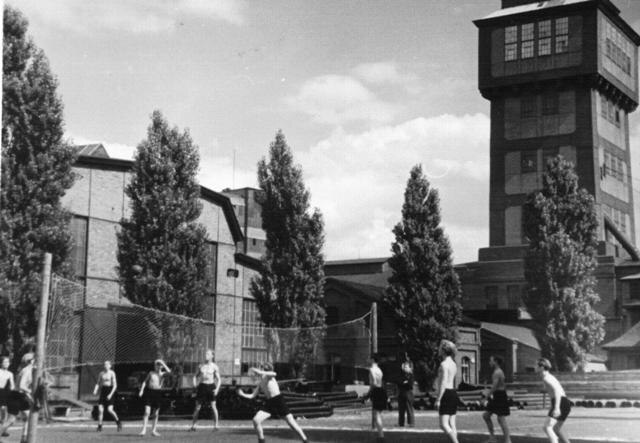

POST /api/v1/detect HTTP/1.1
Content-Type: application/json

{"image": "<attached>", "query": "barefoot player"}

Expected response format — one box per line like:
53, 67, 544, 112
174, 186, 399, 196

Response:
0, 356, 15, 437
92, 360, 122, 432
237, 363, 308, 443
189, 349, 221, 431
138, 359, 170, 437
368, 353, 386, 442
435, 340, 459, 443
537, 358, 571, 443
0, 353, 34, 443
482, 356, 511, 443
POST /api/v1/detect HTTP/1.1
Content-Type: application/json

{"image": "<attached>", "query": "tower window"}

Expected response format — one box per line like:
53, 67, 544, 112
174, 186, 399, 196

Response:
521, 151, 537, 173
521, 23, 534, 59
505, 25, 518, 61
520, 96, 536, 118
555, 17, 569, 53
542, 93, 558, 115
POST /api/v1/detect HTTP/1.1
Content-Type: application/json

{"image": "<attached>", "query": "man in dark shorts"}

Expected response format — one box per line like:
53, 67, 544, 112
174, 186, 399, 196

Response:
92, 360, 122, 432
537, 358, 571, 443
435, 340, 459, 443
482, 356, 511, 443
0, 356, 15, 437
368, 353, 386, 442
189, 349, 221, 431
237, 363, 308, 443
0, 353, 34, 443
138, 359, 170, 437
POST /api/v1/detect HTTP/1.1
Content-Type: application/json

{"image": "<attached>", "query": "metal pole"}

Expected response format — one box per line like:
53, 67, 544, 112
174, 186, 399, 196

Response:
27, 253, 52, 443
371, 302, 378, 354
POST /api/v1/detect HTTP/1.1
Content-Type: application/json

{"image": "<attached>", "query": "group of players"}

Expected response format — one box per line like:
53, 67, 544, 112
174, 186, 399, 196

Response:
0, 342, 572, 443
369, 340, 572, 443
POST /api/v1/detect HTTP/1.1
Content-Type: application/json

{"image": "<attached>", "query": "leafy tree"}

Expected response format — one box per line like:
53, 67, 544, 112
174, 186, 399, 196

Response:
523, 156, 605, 371
0, 6, 76, 364
117, 111, 210, 325
384, 165, 461, 389
250, 131, 325, 376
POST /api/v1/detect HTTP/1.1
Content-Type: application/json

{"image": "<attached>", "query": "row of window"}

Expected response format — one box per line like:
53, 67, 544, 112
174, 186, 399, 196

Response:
505, 147, 577, 195
600, 95, 622, 127
505, 17, 569, 61
602, 151, 627, 184
484, 284, 522, 310
604, 20, 633, 75
520, 93, 561, 118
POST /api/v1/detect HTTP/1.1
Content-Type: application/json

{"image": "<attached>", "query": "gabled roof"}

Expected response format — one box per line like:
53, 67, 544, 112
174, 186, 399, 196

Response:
602, 321, 640, 349
479, 0, 591, 21
481, 321, 541, 350
74, 143, 109, 158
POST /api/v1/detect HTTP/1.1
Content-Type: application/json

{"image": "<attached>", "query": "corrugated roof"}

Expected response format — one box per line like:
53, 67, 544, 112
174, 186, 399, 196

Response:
481, 0, 592, 20
481, 321, 541, 350
602, 321, 640, 349
74, 143, 109, 158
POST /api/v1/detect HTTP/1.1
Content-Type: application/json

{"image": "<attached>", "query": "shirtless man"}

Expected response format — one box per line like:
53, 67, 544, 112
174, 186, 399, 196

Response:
537, 358, 571, 443
138, 359, 171, 437
189, 349, 221, 431
236, 363, 308, 443
435, 340, 459, 443
482, 356, 511, 443
0, 357, 15, 437
368, 353, 385, 442
92, 360, 122, 432
0, 353, 34, 443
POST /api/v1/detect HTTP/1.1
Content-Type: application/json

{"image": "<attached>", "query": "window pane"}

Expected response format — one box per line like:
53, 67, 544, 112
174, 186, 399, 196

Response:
520, 96, 536, 118
538, 38, 551, 56
521, 40, 534, 59
521, 23, 534, 41
505, 26, 518, 44
542, 93, 558, 115
505, 43, 518, 61
521, 151, 537, 173
538, 20, 551, 38
555, 17, 568, 35
555, 35, 568, 53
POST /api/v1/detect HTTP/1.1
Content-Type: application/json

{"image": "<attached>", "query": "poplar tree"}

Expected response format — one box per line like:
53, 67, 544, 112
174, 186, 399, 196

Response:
117, 111, 210, 320
250, 131, 325, 376
523, 156, 604, 371
384, 165, 461, 388
1, 6, 76, 360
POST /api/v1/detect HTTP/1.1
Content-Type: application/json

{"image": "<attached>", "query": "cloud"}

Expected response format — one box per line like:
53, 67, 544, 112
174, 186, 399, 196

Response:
297, 113, 490, 263
13, 0, 245, 34
284, 75, 400, 125
351, 62, 422, 94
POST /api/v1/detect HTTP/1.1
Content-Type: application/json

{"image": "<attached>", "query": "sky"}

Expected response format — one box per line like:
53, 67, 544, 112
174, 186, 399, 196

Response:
10, 0, 640, 264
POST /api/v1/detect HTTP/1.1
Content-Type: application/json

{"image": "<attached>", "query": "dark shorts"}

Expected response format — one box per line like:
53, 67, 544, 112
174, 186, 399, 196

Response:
0, 389, 8, 407
196, 383, 217, 403
98, 386, 115, 406
260, 394, 290, 418
371, 387, 388, 412
7, 391, 32, 416
548, 396, 571, 422
486, 390, 510, 416
439, 389, 458, 416
143, 389, 163, 410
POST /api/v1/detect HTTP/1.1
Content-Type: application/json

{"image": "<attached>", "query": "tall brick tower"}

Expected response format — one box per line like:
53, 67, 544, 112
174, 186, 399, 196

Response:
474, 0, 640, 254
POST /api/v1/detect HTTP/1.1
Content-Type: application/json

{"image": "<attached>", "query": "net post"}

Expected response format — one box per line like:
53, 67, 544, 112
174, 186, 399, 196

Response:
27, 252, 52, 443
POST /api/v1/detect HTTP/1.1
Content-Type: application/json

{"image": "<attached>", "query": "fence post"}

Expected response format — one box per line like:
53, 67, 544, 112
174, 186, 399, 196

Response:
26, 253, 52, 443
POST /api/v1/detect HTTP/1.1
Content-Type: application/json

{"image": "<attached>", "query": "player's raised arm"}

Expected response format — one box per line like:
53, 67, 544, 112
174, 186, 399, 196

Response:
250, 367, 276, 378
237, 385, 259, 399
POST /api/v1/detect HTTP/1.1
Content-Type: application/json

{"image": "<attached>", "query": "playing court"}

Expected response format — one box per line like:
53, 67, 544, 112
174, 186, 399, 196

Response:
1, 408, 639, 442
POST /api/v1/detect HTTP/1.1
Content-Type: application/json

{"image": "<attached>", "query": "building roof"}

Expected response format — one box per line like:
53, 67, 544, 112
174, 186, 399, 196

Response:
325, 257, 389, 266
325, 277, 385, 302
481, 321, 541, 350
73, 143, 110, 158
480, 0, 591, 20
602, 321, 640, 349
73, 155, 244, 243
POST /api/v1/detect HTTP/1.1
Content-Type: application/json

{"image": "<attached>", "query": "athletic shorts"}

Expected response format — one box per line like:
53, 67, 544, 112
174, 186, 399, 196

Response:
371, 387, 388, 412
98, 386, 115, 406
0, 389, 8, 407
260, 394, 290, 418
196, 383, 217, 403
486, 390, 510, 416
7, 391, 31, 416
143, 389, 163, 410
548, 396, 571, 421
439, 389, 458, 416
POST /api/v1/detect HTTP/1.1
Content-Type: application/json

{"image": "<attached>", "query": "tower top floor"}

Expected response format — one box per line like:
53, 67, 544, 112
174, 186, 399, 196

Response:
475, 0, 640, 110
